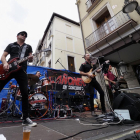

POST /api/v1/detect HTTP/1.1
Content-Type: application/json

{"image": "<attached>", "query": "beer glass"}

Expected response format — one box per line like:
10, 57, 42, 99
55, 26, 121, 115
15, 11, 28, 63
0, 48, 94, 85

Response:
23, 126, 31, 140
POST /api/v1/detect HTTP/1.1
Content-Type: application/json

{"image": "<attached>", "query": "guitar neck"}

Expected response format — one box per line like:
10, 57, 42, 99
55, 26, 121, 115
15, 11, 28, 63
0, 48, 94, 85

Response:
91, 60, 109, 74
92, 64, 103, 74
17, 50, 44, 64
17, 56, 31, 64
16, 48, 50, 64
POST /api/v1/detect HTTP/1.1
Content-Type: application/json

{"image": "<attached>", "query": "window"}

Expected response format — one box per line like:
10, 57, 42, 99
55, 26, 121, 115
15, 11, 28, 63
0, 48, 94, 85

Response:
95, 10, 115, 39
68, 56, 75, 72
48, 60, 51, 68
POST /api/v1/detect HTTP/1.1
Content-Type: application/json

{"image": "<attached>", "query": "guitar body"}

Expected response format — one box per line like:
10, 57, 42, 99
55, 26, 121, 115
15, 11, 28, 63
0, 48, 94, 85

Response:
0, 57, 21, 80
110, 81, 120, 90
82, 69, 96, 83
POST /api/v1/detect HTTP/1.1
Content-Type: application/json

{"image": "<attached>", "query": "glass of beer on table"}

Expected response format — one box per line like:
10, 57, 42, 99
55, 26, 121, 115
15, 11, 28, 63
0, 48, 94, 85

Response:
23, 126, 31, 140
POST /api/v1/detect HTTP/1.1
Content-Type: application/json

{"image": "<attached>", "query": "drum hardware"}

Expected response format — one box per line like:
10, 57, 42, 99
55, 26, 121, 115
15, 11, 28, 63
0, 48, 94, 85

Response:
0, 82, 23, 121
54, 59, 77, 107
47, 71, 62, 104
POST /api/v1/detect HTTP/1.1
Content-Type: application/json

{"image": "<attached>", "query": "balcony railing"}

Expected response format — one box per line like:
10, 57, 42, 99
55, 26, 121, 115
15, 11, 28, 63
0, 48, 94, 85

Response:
85, 0, 101, 12
85, 11, 132, 49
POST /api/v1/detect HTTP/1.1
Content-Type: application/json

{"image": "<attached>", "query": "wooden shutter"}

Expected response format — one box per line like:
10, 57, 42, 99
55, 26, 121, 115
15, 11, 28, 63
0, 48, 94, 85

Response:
68, 56, 75, 72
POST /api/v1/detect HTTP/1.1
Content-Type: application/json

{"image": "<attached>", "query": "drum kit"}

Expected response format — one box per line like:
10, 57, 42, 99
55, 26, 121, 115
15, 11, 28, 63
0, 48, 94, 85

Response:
0, 71, 65, 119
7, 74, 53, 119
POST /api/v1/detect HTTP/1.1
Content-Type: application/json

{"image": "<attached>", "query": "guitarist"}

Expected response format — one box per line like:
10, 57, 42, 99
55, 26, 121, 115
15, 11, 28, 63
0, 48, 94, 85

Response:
104, 64, 122, 100
0, 31, 37, 127
79, 54, 106, 116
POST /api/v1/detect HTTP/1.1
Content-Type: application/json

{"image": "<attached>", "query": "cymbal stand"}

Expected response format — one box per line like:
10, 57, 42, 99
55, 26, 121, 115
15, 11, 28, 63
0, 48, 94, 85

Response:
0, 83, 23, 122
56, 59, 75, 107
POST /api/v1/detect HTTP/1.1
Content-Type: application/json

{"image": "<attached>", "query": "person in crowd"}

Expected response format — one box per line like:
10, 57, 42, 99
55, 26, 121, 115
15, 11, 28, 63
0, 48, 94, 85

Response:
104, 64, 124, 100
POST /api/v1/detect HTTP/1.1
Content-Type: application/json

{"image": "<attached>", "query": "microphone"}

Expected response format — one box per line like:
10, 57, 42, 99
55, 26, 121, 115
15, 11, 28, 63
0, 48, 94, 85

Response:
55, 58, 60, 64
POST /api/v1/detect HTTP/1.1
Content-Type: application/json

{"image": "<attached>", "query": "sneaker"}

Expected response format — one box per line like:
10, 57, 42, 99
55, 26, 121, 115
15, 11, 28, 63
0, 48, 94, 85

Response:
22, 117, 37, 127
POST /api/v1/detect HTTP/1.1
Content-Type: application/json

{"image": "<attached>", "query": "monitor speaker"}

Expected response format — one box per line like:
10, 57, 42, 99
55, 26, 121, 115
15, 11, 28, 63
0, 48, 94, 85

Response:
113, 92, 140, 121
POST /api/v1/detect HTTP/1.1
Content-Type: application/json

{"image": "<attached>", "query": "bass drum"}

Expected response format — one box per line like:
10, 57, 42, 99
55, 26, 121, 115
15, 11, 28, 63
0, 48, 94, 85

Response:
28, 92, 49, 119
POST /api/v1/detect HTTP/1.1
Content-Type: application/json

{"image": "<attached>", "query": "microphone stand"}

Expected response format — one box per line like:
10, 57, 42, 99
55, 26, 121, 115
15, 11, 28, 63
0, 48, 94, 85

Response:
90, 55, 113, 113
56, 59, 74, 107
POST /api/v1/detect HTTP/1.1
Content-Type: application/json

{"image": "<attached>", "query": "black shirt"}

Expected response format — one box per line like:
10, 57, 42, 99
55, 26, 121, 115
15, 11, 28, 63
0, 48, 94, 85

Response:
79, 61, 97, 80
4, 42, 32, 71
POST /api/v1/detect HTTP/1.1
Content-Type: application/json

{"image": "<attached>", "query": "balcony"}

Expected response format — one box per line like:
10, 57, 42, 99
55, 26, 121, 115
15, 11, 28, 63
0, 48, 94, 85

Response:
40, 56, 46, 65
85, 11, 137, 51
86, 0, 101, 12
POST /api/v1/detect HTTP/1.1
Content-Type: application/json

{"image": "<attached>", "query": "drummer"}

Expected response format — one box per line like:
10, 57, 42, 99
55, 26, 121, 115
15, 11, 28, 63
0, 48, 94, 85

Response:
35, 71, 41, 78
29, 71, 41, 94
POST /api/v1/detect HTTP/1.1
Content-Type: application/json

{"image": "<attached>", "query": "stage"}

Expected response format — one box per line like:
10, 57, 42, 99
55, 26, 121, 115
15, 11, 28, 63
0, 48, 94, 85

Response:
0, 112, 140, 140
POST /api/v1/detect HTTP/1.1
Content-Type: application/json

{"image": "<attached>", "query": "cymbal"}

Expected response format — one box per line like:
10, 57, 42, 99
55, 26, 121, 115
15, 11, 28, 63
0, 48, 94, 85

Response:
28, 74, 39, 86
41, 85, 52, 92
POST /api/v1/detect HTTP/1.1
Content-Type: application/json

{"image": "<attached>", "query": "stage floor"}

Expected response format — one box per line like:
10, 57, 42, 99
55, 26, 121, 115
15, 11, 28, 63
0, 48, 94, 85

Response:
0, 112, 140, 140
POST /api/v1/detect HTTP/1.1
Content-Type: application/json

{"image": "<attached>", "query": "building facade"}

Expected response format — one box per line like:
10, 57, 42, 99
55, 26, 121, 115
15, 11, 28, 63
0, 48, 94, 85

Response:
33, 13, 85, 73
76, 0, 140, 95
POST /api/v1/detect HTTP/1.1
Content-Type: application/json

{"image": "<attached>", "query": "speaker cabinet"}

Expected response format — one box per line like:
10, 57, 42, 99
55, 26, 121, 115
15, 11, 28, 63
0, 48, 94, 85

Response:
113, 93, 140, 121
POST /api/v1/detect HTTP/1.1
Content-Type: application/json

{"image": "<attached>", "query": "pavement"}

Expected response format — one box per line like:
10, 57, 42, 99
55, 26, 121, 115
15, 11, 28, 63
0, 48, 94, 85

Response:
0, 111, 140, 140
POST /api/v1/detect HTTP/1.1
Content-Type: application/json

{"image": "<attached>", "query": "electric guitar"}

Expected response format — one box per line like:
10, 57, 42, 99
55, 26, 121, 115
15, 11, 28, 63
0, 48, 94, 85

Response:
81, 60, 109, 83
0, 49, 47, 80
110, 78, 125, 91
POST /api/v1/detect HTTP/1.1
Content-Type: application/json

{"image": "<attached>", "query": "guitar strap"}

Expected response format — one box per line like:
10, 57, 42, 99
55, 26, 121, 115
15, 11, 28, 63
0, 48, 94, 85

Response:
20, 45, 27, 59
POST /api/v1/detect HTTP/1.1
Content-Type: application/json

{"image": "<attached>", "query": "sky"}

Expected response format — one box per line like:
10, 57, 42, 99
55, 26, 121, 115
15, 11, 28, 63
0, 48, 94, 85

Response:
0, 0, 79, 60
